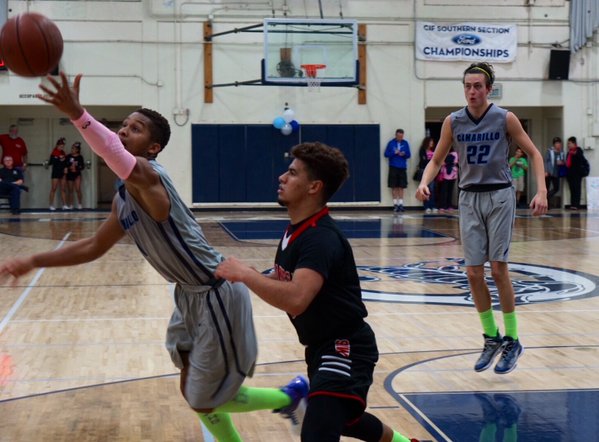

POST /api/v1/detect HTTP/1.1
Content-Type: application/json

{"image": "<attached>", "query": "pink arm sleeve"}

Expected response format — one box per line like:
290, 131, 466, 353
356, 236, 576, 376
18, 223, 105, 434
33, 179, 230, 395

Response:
71, 110, 136, 180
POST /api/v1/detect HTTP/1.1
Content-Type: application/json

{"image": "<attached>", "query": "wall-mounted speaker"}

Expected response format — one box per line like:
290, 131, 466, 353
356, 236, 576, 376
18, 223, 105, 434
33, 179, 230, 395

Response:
548, 49, 570, 80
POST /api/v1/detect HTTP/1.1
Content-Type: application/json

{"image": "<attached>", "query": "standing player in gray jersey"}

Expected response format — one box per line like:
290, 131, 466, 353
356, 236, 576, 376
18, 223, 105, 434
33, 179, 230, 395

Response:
416, 62, 547, 374
0, 73, 308, 442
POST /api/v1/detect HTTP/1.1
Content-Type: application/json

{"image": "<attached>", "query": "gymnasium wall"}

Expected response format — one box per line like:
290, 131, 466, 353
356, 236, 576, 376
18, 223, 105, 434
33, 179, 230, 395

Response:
0, 0, 596, 208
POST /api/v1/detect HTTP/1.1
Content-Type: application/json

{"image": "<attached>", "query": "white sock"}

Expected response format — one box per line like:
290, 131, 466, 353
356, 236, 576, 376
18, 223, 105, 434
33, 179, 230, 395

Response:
393, 199, 399, 206
399, 199, 404, 206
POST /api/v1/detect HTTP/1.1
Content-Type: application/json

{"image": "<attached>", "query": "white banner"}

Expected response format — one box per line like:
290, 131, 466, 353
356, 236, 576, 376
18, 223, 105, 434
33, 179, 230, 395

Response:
416, 22, 517, 63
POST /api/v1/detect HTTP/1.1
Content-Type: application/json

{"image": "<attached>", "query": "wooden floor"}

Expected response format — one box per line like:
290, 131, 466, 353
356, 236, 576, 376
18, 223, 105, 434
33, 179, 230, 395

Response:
1, 208, 598, 441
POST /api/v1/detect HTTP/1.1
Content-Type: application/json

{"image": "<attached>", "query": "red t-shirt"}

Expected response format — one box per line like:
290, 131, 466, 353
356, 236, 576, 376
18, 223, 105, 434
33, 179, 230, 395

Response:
0, 134, 28, 167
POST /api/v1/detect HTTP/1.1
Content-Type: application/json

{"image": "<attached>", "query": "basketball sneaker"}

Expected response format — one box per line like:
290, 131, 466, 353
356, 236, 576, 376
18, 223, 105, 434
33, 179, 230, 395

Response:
494, 337, 523, 374
274, 375, 309, 434
474, 332, 504, 372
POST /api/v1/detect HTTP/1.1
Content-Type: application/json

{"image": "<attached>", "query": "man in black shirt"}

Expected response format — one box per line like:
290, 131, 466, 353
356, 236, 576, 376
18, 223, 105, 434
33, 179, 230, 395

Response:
216, 142, 418, 442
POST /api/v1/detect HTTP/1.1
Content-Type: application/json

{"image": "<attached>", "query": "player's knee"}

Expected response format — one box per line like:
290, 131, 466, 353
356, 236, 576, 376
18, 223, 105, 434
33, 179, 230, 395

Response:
466, 265, 484, 281
490, 262, 508, 280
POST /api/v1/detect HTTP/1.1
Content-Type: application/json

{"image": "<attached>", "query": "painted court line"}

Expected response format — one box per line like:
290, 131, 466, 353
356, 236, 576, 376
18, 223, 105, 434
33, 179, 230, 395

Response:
0, 232, 71, 335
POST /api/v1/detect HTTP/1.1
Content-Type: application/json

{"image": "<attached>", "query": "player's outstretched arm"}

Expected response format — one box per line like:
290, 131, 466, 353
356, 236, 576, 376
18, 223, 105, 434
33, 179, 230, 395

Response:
0, 203, 125, 285
215, 257, 323, 316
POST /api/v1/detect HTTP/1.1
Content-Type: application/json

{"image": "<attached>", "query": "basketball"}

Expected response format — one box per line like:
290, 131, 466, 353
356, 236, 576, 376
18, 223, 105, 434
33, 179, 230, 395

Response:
0, 12, 63, 77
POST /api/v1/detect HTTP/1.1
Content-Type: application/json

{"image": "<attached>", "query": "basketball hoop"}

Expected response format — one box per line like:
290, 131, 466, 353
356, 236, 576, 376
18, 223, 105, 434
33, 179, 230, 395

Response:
301, 64, 326, 92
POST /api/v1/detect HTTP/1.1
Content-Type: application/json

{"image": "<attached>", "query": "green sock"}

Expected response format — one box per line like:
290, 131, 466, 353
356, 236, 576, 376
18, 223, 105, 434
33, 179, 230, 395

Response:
479, 308, 499, 337
503, 311, 518, 340
393, 430, 411, 442
199, 412, 242, 442
503, 424, 518, 442
214, 385, 291, 413
478, 423, 497, 442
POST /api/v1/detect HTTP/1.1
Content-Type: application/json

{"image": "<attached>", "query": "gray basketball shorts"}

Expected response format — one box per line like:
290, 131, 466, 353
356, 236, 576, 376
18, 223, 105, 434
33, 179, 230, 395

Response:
165, 281, 258, 409
458, 186, 516, 266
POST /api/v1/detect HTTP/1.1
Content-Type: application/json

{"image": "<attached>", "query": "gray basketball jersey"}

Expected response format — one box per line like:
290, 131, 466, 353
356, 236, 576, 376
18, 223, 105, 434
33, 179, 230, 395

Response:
450, 104, 512, 189
115, 160, 223, 286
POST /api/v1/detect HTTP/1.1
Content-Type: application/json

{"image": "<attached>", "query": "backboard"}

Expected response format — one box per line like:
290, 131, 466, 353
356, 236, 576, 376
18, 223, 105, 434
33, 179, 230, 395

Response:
262, 18, 358, 86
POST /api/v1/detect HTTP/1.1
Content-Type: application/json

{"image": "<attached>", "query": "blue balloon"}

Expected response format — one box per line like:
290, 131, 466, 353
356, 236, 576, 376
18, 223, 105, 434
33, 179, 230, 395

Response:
273, 116, 286, 129
290, 120, 300, 132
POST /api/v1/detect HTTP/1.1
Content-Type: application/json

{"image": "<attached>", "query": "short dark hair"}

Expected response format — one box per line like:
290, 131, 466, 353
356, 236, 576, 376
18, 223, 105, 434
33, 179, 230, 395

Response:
463, 62, 495, 87
396, 129, 404, 134
135, 108, 171, 152
568, 136, 577, 144
552, 136, 562, 144
290, 142, 349, 203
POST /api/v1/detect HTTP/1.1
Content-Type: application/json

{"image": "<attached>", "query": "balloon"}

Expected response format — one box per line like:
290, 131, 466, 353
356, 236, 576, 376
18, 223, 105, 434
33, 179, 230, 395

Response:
281, 123, 293, 135
282, 108, 295, 123
273, 116, 286, 129
290, 120, 300, 132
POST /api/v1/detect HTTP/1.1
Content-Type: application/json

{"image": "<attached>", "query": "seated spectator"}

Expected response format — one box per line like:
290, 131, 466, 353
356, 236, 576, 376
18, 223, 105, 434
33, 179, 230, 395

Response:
0, 156, 28, 215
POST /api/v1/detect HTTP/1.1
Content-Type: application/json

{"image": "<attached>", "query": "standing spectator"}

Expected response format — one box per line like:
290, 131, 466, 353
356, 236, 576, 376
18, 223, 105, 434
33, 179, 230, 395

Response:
437, 148, 459, 212
384, 129, 411, 212
47, 137, 68, 211
509, 147, 528, 208
65, 141, 86, 209
416, 62, 547, 375
565, 136, 586, 210
544, 137, 566, 208
418, 137, 437, 213
0, 156, 27, 215
0, 124, 28, 171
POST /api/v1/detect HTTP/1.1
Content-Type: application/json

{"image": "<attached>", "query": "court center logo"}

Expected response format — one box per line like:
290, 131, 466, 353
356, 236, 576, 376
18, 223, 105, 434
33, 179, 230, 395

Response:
358, 258, 599, 306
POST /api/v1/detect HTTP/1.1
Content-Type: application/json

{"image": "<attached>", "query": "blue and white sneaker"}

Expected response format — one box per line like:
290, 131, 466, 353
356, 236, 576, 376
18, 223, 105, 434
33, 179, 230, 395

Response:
474, 333, 504, 372
494, 337, 524, 374
274, 375, 309, 434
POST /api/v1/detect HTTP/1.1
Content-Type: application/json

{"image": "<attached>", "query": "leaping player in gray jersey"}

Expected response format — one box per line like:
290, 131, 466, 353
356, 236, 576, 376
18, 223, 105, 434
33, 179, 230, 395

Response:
416, 62, 548, 375
0, 73, 308, 441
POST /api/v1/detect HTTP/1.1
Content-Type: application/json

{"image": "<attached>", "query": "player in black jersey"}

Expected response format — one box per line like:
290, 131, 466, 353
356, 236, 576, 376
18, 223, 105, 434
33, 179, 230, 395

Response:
216, 142, 419, 442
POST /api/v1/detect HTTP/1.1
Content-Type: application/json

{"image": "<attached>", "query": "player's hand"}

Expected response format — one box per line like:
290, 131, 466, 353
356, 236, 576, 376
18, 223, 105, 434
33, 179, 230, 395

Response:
215, 257, 251, 283
0, 257, 35, 286
415, 183, 430, 202
37, 72, 85, 121
529, 193, 548, 216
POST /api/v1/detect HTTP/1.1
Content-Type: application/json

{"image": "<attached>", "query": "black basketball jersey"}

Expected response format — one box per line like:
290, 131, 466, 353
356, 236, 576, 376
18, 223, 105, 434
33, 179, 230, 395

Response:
274, 208, 367, 346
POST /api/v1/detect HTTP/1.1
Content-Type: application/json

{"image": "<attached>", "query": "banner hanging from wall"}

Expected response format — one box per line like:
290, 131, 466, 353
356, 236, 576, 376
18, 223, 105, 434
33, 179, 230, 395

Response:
416, 22, 517, 63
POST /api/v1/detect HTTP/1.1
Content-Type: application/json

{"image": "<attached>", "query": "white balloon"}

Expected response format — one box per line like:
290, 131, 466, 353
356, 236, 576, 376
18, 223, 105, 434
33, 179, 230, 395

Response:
282, 108, 295, 123
281, 123, 293, 135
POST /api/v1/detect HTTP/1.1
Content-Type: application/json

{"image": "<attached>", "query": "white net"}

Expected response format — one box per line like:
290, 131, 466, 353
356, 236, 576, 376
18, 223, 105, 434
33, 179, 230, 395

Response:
306, 76, 321, 92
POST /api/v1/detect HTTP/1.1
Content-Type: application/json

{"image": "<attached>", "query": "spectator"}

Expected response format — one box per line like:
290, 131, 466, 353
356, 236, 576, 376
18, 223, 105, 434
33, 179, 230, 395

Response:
565, 136, 586, 210
65, 141, 86, 209
47, 137, 68, 211
437, 147, 459, 212
0, 124, 28, 171
417, 137, 437, 213
509, 147, 528, 208
544, 137, 566, 209
384, 129, 411, 212
0, 156, 27, 215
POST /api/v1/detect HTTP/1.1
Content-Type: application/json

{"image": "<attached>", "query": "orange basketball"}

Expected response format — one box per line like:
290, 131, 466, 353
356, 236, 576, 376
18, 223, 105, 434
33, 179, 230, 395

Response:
0, 12, 63, 77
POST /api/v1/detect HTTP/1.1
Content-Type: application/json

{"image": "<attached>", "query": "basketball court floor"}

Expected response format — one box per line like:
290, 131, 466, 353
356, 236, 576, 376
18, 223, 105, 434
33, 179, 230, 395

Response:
1, 208, 598, 441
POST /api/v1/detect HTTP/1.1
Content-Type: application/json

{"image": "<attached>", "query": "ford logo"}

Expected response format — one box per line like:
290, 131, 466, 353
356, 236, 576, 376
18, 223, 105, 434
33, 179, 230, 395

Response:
452, 34, 481, 46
